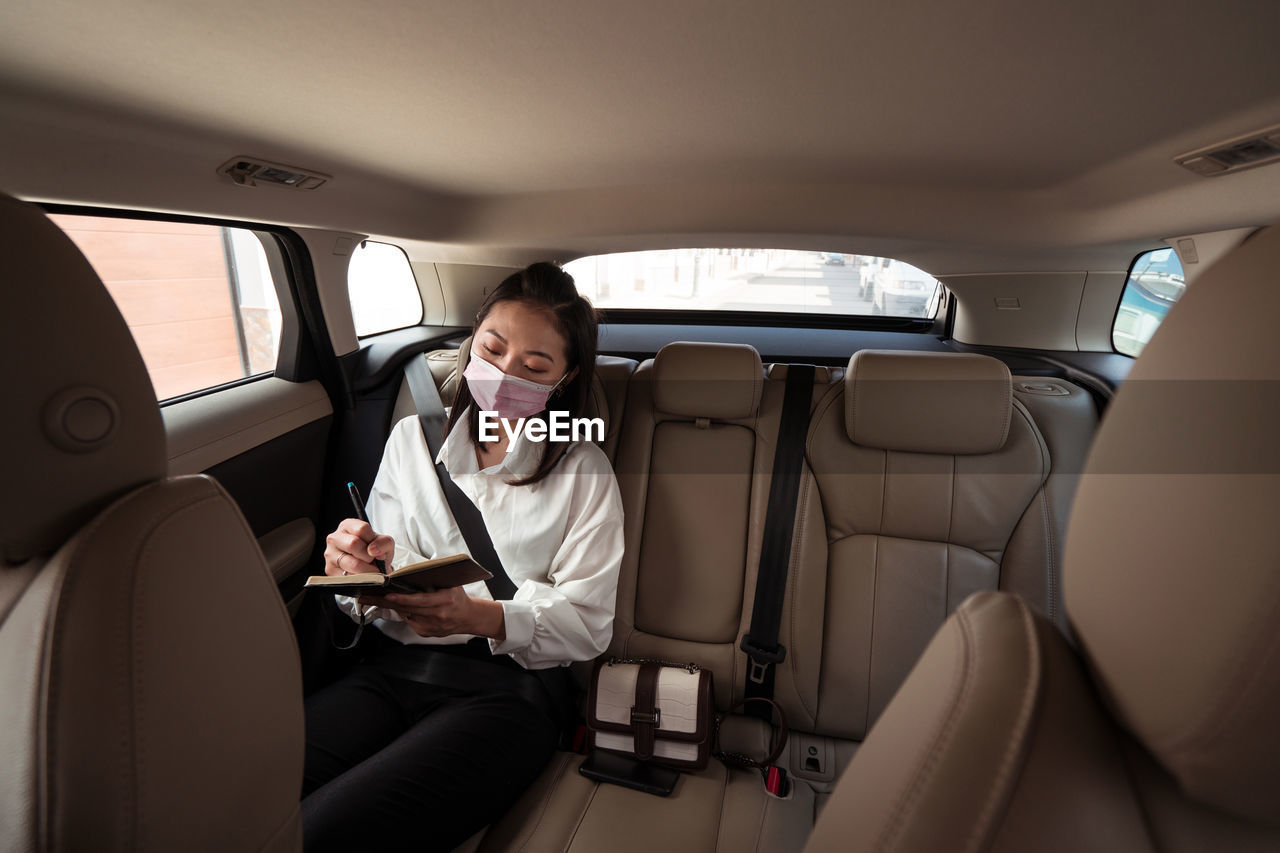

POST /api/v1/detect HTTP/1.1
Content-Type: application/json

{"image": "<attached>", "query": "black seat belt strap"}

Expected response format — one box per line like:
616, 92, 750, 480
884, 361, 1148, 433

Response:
740, 363, 816, 714
404, 351, 518, 600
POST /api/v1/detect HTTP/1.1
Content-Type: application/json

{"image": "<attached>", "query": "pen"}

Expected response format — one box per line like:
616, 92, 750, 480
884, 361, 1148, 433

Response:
347, 481, 386, 574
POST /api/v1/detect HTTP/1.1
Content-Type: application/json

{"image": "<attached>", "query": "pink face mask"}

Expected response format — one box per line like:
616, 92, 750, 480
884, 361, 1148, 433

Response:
463, 348, 569, 419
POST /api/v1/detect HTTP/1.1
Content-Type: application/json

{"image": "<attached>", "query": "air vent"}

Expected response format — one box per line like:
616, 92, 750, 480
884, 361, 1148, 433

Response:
1176, 125, 1280, 177
218, 156, 330, 190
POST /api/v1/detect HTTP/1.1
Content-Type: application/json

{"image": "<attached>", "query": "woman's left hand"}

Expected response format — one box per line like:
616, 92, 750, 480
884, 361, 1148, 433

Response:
360, 588, 506, 640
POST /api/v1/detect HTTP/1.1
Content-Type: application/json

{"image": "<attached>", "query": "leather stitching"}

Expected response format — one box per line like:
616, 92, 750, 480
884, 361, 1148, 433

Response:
751, 768, 771, 853
43, 480, 165, 850
711, 762, 734, 853
789, 470, 819, 725
963, 599, 1043, 853
872, 605, 971, 851
1038, 490, 1057, 623
44, 479, 213, 851
508, 752, 574, 853
134, 489, 227, 845
255, 804, 302, 853
997, 366, 1013, 449
562, 771, 599, 853
945, 454, 955, 612
864, 534, 881, 739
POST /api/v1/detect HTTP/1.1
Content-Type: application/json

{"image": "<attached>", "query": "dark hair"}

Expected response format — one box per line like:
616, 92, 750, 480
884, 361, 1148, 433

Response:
443, 262, 600, 486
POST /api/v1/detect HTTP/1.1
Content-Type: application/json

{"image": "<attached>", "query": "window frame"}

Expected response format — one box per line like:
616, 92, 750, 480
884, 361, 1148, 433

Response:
1111, 246, 1186, 358
349, 239, 424, 339
40, 203, 314, 406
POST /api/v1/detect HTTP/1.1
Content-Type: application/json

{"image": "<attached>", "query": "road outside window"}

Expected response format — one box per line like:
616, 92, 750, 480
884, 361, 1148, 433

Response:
48, 213, 284, 400
563, 249, 944, 318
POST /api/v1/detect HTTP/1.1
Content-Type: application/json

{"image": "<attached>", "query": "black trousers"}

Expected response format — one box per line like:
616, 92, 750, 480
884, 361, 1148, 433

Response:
301, 650, 560, 853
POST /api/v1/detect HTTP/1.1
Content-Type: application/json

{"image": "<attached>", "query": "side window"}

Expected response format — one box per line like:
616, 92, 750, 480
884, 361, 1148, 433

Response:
348, 241, 423, 336
48, 213, 285, 401
1113, 247, 1186, 357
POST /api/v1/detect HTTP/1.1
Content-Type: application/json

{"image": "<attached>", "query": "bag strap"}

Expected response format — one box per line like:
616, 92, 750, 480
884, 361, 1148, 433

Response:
740, 364, 816, 716
712, 698, 790, 769
404, 352, 518, 601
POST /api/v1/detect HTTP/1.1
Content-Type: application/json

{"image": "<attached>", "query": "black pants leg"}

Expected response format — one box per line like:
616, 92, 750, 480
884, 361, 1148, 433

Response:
301, 667, 559, 853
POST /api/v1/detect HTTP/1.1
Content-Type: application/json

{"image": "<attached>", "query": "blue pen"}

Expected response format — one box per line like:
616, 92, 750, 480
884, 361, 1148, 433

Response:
347, 481, 387, 574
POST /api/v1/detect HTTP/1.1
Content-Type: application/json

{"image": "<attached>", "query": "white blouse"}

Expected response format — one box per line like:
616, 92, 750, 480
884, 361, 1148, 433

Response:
335, 409, 624, 670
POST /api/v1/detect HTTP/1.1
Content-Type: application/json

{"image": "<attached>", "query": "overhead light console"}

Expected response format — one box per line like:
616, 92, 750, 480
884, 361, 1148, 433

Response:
217, 156, 330, 190
1176, 125, 1280, 177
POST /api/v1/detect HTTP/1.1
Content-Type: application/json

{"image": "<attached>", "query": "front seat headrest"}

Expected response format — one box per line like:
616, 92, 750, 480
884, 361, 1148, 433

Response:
0, 194, 166, 563
1065, 224, 1280, 823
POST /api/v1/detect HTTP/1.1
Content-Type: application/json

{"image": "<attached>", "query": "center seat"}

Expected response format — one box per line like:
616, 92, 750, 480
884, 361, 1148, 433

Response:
477, 342, 838, 853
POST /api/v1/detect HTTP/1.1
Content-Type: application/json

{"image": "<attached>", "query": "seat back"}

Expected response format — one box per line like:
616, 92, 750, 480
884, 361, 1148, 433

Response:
803, 225, 1280, 852
606, 342, 765, 708
777, 350, 1055, 740
0, 193, 303, 853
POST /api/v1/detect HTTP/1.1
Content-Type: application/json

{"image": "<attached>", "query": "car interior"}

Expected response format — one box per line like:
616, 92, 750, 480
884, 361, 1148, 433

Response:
1, 2, 1278, 852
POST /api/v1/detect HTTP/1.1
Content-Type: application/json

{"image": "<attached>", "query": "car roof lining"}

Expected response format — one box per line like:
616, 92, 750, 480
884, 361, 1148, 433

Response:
1, 1, 1278, 274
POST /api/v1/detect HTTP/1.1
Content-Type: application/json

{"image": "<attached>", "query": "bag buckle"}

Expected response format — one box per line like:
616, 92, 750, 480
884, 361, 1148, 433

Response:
740, 636, 786, 684
630, 707, 661, 727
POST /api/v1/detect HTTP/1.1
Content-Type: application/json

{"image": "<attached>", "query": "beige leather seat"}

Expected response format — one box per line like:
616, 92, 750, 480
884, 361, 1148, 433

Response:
477, 345, 1088, 852
0, 193, 304, 852
775, 350, 1062, 742
804, 224, 1280, 852
479, 343, 836, 852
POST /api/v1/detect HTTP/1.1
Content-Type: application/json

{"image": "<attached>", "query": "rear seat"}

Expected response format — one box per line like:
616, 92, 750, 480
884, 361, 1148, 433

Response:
406, 341, 1096, 853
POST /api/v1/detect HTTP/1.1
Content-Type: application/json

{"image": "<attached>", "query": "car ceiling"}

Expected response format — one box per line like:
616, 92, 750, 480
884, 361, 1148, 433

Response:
1, 0, 1279, 274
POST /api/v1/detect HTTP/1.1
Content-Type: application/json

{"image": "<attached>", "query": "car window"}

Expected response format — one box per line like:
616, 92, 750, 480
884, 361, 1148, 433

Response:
48, 213, 285, 401
348, 240, 423, 336
562, 249, 944, 319
1113, 247, 1186, 357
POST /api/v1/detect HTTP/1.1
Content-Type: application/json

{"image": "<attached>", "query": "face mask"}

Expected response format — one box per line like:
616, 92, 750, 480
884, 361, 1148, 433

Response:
463, 348, 569, 419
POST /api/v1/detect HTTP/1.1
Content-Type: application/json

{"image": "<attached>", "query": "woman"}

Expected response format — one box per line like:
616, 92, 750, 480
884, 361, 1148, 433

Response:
301, 263, 624, 852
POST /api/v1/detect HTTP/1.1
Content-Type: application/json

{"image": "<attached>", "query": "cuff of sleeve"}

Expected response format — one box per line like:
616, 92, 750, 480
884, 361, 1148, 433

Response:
488, 598, 535, 656
335, 595, 401, 623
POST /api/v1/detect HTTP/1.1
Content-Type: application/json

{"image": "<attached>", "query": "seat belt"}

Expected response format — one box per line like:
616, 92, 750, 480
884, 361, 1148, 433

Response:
404, 351, 517, 600
403, 352, 573, 724
740, 363, 816, 717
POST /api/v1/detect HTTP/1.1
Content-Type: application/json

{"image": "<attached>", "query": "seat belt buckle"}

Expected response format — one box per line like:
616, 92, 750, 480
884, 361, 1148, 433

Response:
571, 724, 589, 754
740, 636, 786, 685
763, 765, 790, 798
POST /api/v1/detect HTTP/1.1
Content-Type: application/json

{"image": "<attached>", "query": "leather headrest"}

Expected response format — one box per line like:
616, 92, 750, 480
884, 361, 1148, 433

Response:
456, 334, 611, 435
845, 350, 1012, 454
651, 341, 764, 420
1065, 224, 1280, 824
0, 193, 166, 563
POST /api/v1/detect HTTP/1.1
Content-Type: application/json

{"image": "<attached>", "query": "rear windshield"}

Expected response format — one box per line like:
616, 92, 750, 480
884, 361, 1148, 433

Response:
562, 249, 944, 319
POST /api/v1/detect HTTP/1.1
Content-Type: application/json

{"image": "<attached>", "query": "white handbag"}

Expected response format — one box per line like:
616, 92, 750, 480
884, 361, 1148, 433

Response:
586, 658, 714, 771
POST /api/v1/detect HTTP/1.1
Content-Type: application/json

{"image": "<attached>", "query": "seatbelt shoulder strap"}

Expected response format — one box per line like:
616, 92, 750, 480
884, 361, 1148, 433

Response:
404, 352, 519, 601
740, 363, 816, 705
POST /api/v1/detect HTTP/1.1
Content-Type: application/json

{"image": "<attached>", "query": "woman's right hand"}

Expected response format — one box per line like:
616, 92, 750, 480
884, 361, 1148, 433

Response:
324, 518, 395, 576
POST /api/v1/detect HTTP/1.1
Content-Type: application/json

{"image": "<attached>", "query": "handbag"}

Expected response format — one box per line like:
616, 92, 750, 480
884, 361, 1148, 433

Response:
586, 657, 714, 771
